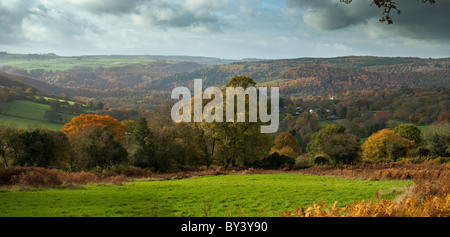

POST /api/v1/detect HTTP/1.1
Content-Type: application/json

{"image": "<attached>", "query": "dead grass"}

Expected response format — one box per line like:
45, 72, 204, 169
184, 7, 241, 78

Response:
0, 167, 126, 188
283, 161, 450, 217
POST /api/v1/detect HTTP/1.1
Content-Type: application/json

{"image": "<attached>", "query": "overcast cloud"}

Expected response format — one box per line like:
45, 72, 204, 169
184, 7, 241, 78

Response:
286, 0, 450, 39
0, 0, 449, 59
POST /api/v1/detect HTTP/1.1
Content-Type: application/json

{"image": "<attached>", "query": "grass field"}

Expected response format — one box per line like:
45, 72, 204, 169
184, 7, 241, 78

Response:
0, 100, 74, 130
33, 95, 77, 105
318, 120, 332, 128
0, 173, 412, 217
0, 115, 64, 130
418, 125, 431, 131
0, 55, 156, 72
387, 120, 404, 126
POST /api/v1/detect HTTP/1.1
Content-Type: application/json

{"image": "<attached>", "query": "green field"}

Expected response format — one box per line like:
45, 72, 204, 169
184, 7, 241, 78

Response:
318, 120, 332, 128
387, 119, 405, 126
0, 173, 412, 217
33, 95, 77, 105
418, 125, 431, 131
0, 115, 64, 130
0, 100, 74, 130
0, 55, 156, 72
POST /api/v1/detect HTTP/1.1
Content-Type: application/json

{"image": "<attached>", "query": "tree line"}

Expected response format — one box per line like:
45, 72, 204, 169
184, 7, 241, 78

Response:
1, 76, 449, 172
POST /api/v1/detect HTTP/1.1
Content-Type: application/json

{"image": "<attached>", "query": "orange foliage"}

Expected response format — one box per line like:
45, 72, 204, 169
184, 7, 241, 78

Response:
438, 108, 450, 123
61, 114, 128, 142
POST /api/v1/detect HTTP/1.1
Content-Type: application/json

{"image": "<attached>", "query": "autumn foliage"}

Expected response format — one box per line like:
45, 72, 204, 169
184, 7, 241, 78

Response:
271, 132, 300, 158
61, 114, 128, 142
283, 161, 450, 217
362, 129, 415, 162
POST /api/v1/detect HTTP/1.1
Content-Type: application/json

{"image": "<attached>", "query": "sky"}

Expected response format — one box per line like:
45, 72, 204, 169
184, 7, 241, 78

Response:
1, 0, 450, 59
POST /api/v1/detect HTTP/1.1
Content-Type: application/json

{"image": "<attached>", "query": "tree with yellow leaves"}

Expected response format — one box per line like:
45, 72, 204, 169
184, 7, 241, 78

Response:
362, 129, 415, 162
271, 132, 300, 158
61, 114, 128, 142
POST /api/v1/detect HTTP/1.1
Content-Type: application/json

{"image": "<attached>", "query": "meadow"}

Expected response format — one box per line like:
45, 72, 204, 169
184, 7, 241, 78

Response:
0, 173, 411, 217
0, 100, 74, 130
0, 115, 63, 130
33, 95, 77, 105
0, 55, 157, 72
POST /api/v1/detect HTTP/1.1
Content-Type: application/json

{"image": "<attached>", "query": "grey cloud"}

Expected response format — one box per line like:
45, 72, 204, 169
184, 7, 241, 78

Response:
67, 0, 226, 32
0, 0, 102, 45
286, 0, 379, 30
286, 0, 450, 40
65, 0, 143, 14
0, 0, 32, 44
132, 0, 224, 32
25, 5, 103, 40
386, 1, 450, 40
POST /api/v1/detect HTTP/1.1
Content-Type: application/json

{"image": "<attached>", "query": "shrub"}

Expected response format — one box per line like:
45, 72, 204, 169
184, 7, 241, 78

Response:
271, 132, 300, 158
314, 156, 329, 166
428, 133, 450, 157
306, 125, 346, 157
362, 129, 415, 162
322, 132, 360, 165
121, 167, 151, 178
0, 167, 61, 186
101, 175, 126, 185
260, 152, 295, 169
393, 124, 423, 145
69, 127, 128, 171
387, 138, 411, 162
0, 166, 126, 187
417, 147, 430, 157
433, 157, 450, 164
0, 167, 34, 185
12, 169, 62, 187
294, 154, 312, 168
58, 171, 99, 186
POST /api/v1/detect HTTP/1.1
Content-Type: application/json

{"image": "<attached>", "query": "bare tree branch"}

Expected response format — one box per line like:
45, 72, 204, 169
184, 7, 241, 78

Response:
341, 0, 436, 24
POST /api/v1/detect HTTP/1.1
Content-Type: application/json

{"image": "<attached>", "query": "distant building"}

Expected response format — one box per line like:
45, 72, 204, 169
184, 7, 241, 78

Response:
330, 115, 342, 120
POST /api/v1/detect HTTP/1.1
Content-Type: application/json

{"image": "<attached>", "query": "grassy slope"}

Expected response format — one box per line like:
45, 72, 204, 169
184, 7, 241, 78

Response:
318, 120, 331, 128
0, 100, 74, 130
0, 115, 63, 130
0, 173, 411, 217
0, 56, 156, 72
257, 78, 291, 86
33, 95, 76, 105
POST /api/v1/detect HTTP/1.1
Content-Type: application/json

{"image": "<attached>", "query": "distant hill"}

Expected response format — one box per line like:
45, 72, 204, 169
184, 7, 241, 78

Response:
2, 54, 450, 100
0, 56, 206, 91
0, 71, 103, 98
79, 54, 259, 65
0, 71, 37, 91
154, 56, 450, 97
0, 52, 158, 71
0, 71, 172, 111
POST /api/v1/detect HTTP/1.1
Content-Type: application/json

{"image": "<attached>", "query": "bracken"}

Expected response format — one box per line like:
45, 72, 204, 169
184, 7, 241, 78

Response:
283, 161, 450, 217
